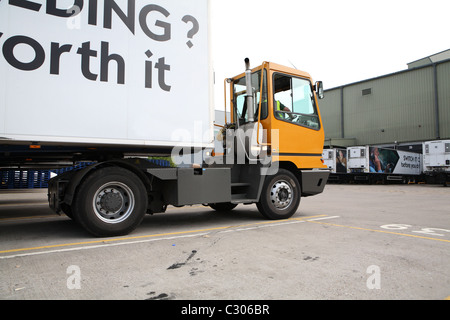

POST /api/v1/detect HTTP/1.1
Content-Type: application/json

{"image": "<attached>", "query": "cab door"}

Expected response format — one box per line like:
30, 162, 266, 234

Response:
270, 72, 325, 169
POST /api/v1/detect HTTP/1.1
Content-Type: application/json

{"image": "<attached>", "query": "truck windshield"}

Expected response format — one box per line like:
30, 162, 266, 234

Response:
233, 70, 267, 123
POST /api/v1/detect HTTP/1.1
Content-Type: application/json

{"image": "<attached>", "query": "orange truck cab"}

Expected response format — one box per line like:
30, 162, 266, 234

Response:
211, 59, 329, 219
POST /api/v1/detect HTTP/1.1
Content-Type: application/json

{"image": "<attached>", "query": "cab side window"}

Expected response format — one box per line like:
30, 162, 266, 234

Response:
273, 74, 320, 130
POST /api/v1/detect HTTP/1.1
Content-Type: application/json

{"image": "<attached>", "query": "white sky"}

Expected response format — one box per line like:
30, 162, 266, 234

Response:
210, 0, 450, 110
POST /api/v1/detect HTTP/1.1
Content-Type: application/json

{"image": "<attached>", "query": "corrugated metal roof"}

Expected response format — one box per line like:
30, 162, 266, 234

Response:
407, 49, 450, 69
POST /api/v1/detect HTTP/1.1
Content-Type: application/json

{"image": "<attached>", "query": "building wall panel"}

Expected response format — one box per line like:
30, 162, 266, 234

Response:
319, 88, 341, 139
437, 61, 450, 139
343, 67, 435, 145
319, 62, 447, 146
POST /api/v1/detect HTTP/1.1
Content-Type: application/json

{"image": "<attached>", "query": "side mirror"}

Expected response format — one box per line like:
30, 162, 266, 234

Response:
315, 81, 324, 99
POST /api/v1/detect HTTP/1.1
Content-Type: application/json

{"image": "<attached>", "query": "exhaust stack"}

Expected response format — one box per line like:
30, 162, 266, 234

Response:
244, 58, 255, 122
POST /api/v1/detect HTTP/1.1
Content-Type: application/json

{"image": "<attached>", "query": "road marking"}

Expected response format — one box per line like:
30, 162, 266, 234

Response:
305, 215, 340, 221
221, 220, 304, 233
0, 233, 209, 260
306, 220, 450, 244
0, 202, 49, 208
0, 215, 65, 223
0, 214, 338, 259
0, 205, 207, 223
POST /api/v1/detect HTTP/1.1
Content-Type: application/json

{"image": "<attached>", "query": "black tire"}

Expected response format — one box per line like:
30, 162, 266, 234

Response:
209, 202, 238, 212
72, 167, 147, 237
256, 169, 301, 220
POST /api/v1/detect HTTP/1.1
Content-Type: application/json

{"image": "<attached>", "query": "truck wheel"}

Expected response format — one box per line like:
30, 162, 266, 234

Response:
209, 202, 237, 212
257, 169, 300, 220
72, 167, 147, 237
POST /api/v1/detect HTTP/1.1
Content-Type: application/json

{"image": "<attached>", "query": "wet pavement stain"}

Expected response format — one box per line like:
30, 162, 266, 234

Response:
146, 292, 174, 300
167, 250, 198, 270
304, 256, 319, 262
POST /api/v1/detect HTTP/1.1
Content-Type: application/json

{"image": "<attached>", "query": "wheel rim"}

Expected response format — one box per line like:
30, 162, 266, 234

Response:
93, 182, 135, 224
270, 179, 293, 210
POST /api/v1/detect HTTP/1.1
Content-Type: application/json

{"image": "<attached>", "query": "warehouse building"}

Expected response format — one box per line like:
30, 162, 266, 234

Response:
319, 49, 450, 152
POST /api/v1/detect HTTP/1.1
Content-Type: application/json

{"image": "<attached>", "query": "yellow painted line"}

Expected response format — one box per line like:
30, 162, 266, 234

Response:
0, 215, 64, 222
0, 205, 205, 223
307, 220, 450, 244
0, 202, 49, 207
0, 214, 327, 255
292, 215, 327, 221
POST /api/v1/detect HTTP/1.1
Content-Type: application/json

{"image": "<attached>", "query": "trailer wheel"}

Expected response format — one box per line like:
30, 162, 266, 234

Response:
72, 167, 147, 237
257, 169, 301, 220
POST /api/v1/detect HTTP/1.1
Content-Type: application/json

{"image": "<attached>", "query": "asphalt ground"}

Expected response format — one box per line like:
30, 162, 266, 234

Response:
0, 184, 449, 303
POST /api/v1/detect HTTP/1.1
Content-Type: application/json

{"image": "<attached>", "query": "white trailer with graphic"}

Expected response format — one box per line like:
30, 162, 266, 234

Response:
347, 146, 422, 183
422, 140, 450, 186
322, 148, 347, 182
0, 0, 213, 149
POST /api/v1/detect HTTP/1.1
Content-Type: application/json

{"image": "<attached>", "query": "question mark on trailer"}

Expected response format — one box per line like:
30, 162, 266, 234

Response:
182, 15, 199, 48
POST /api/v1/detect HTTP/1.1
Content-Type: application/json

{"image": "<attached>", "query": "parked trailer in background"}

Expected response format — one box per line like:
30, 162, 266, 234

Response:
422, 140, 450, 186
322, 148, 347, 182
346, 146, 422, 184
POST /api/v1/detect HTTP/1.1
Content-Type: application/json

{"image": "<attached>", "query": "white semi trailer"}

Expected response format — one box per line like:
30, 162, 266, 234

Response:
346, 146, 422, 184
423, 140, 450, 186
322, 148, 347, 182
